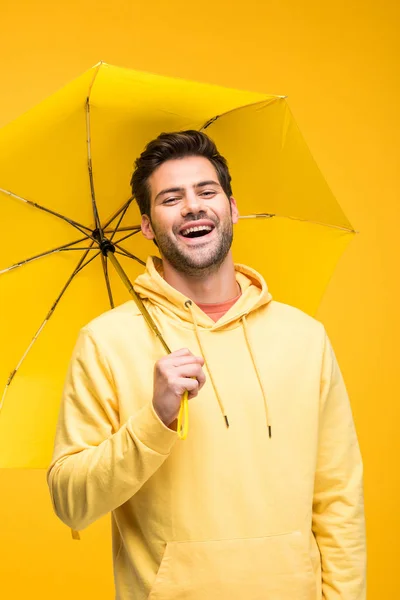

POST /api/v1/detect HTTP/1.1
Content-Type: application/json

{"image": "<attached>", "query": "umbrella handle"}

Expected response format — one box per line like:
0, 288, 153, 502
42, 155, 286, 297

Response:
177, 391, 189, 440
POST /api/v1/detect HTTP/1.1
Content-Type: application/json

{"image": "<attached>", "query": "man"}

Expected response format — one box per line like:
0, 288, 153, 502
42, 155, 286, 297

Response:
47, 130, 366, 599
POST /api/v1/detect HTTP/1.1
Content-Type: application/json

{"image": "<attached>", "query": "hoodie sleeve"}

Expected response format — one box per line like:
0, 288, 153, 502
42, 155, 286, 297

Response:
46, 326, 178, 532
312, 328, 367, 600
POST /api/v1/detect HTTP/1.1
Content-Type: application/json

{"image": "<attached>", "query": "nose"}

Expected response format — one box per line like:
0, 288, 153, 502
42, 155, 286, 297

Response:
180, 189, 206, 217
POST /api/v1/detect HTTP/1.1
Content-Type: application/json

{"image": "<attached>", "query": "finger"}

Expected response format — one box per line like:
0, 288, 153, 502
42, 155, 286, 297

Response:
176, 377, 199, 397
155, 353, 203, 374
169, 348, 192, 358
174, 364, 206, 380
197, 369, 206, 390
169, 355, 204, 368
181, 365, 206, 390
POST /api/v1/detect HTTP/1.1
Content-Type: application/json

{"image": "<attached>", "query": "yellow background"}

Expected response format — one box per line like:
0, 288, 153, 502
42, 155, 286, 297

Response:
0, 0, 398, 597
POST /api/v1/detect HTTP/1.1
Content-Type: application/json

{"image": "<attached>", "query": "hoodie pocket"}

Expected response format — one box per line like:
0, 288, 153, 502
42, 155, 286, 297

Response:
148, 531, 317, 600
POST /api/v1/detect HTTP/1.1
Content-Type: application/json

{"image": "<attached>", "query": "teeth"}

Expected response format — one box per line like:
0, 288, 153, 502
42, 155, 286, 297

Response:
181, 225, 212, 236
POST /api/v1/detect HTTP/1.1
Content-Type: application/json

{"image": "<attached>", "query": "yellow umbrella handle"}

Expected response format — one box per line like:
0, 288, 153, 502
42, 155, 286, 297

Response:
177, 391, 189, 440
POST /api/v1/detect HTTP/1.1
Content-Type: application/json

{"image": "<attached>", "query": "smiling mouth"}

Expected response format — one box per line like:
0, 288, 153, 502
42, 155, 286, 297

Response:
179, 225, 215, 239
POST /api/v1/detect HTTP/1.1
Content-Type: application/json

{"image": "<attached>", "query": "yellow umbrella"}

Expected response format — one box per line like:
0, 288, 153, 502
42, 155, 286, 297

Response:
0, 62, 356, 468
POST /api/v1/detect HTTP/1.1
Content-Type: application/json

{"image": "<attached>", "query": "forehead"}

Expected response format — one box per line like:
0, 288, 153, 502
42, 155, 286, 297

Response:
148, 156, 219, 198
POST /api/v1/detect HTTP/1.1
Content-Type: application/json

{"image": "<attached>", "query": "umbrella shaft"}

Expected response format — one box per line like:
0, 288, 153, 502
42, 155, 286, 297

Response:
106, 251, 171, 355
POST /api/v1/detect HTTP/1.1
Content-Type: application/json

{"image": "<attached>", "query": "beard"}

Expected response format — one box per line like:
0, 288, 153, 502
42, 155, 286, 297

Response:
151, 213, 233, 278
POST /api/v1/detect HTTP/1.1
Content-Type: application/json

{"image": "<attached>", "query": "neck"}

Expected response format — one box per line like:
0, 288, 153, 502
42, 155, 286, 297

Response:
161, 251, 239, 304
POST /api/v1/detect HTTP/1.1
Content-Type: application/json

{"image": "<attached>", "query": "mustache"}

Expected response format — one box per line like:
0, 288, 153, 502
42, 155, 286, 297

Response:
176, 212, 218, 230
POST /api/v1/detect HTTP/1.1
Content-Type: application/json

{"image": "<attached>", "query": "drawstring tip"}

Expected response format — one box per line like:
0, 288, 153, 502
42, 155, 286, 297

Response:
71, 528, 81, 540
224, 415, 230, 428
268, 426, 272, 438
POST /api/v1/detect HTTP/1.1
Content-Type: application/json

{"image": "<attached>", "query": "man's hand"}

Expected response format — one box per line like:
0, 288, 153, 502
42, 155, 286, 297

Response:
152, 348, 206, 427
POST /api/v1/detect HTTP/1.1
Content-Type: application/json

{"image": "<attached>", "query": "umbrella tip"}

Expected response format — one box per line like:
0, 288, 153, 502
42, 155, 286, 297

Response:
92, 60, 109, 69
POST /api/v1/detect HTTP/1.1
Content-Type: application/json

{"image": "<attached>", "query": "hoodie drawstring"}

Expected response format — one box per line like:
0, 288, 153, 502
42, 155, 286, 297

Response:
241, 315, 272, 438
185, 301, 230, 428
184, 301, 272, 438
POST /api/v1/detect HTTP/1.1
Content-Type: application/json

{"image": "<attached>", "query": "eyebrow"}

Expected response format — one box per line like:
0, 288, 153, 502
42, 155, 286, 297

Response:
154, 180, 221, 202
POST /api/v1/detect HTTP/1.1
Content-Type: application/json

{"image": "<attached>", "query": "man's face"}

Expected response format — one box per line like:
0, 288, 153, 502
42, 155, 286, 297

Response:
141, 156, 239, 276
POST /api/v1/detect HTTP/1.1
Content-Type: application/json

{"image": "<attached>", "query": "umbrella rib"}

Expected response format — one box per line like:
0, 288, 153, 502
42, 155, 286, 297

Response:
104, 226, 141, 235
103, 197, 135, 230
101, 254, 115, 309
200, 97, 283, 131
0, 188, 93, 235
109, 202, 131, 242
114, 229, 141, 245
75, 249, 102, 275
0, 242, 97, 413
283, 214, 358, 233
85, 99, 102, 234
0, 236, 90, 275
114, 244, 146, 266
239, 212, 358, 233
59, 247, 100, 251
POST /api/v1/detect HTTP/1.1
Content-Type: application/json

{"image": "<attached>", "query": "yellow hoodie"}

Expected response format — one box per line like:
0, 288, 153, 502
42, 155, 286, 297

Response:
47, 257, 366, 600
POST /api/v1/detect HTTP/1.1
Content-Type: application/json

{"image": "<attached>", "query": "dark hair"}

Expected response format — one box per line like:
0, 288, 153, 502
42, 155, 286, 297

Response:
130, 130, 232, 216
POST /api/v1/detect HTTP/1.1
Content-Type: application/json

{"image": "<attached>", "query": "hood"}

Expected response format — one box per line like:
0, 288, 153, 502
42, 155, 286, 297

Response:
134, 256, 273, 330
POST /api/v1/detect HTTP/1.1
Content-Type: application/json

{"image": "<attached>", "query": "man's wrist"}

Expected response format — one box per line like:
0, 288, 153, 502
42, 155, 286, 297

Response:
152, 400, 176, 430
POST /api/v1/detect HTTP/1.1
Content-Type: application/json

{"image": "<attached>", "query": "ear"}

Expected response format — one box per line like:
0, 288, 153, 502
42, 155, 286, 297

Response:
141, 214, 155, 241
230, 196, 239, 224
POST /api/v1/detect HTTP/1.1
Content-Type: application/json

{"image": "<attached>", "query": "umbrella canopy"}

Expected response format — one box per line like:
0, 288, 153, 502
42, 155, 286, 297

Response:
0, 62, 356, 467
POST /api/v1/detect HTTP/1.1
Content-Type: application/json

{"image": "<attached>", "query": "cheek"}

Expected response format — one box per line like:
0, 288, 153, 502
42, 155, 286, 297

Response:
151, 212, 177, 237
221, 204, 236, 224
